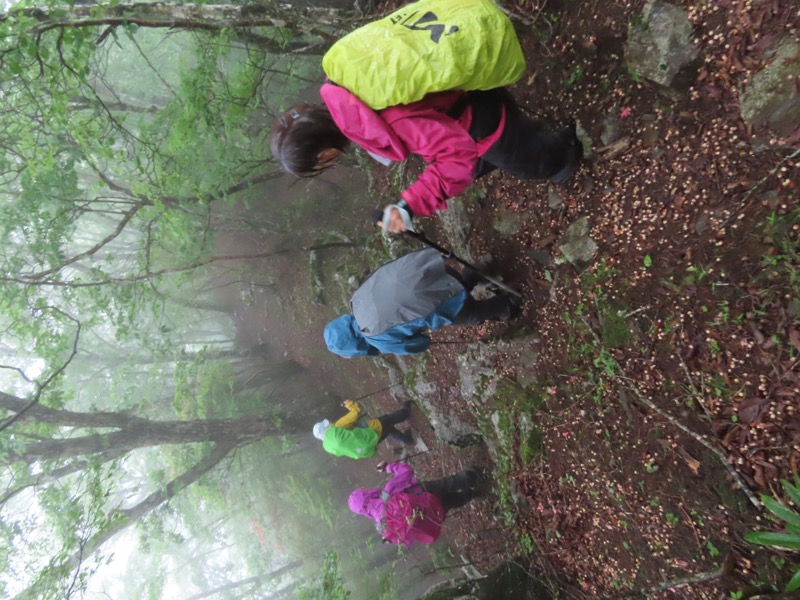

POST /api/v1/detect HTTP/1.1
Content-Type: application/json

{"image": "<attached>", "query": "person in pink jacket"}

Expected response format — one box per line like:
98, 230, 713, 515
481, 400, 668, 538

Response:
347, 460, 482, 546
269, 85, 583, 233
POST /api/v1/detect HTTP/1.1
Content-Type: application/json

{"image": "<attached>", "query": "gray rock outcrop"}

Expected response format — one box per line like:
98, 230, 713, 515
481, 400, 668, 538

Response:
557, 216, 598, 267
626, 0, 698, 87
739, 36, 800, 141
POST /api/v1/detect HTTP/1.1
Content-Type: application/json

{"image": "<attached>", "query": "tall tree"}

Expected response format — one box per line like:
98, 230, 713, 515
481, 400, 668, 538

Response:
2, 388, 303, 599
0, 2, 372, 598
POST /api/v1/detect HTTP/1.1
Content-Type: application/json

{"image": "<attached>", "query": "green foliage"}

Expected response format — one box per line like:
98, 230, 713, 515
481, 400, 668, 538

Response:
296, 552, 351, 600
173, 358, 236, 419
477, 381, 546, 534
0, 8, 326, 596
745, 476, 800, 591
283, 473, 336, 529
564, 65, 584, 88
760, 207, 800, 296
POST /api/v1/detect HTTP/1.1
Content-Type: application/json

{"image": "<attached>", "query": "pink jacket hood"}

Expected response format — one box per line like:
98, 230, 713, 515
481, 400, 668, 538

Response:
348, 462, 419, 523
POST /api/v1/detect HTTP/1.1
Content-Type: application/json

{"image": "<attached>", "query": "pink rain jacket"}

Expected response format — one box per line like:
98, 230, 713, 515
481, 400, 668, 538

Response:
348, 462, 444, 547
348, 462, 419, 523
320, 83, 505, 217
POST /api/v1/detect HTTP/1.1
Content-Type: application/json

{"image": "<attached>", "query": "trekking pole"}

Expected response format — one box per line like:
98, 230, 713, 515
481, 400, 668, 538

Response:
398, 449, 429, 462
370, 208, 521, 297
404, 230, 523, 298
351, 383, 404, 403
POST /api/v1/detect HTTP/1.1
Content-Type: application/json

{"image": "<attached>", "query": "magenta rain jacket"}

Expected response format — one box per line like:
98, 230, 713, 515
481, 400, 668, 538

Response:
347, 461, 419, 522
320, 83, 505, 218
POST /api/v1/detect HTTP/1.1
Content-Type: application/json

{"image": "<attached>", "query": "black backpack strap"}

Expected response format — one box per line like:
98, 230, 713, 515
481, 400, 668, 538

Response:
445, 91, 470, 120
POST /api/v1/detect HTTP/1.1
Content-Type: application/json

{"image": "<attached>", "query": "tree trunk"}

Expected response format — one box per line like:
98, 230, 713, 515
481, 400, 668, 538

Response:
14, 441, 237, 600
1, 449, 127, 506
0, 391, 302, 465
2, 3, 367, 54
183, 560, 303, 600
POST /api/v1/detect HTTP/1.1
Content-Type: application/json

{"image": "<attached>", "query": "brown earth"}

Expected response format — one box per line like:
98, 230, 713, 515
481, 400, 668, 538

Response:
357, 0, 799, 597
230, 0, 799, 597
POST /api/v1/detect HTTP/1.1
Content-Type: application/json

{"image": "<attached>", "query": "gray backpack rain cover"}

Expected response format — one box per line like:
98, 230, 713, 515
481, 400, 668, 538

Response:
351, 248, 464, 336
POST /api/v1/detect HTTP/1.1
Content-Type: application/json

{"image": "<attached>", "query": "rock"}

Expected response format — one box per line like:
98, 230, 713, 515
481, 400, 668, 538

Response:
456, 343, 498, 405
440, 200, 477, 263
547, 185, 564, 209
493, 336, 540, 385
557, 216, 598, 267
394, 358, 484, 447
492, 209, 522, 237
626, 0, 698, 87
417, 558, 554, 600
525, 248, 554, 268
739, 36, 800, 141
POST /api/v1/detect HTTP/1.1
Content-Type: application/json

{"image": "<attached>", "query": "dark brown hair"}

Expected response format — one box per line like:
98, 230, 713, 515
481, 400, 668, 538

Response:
269, 103, 350, 177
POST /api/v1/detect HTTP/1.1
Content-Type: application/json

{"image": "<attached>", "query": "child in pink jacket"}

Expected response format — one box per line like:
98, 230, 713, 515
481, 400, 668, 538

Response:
270, 85, 582, 233
348, 461, 482, 546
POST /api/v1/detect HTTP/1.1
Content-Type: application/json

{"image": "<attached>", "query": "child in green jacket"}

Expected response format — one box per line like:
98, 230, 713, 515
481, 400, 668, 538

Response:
313, 400, 414, 459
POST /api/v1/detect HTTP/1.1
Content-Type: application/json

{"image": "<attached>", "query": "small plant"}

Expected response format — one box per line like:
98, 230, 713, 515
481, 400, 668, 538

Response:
666, 512, 679, 526
519, 532, 536, 554
706, 539, 720, 557
685, 263, 710, 283
593, 347, 617, 377
559, 473, 576, 485
564, 65, 584, 88
745, 476, 800, 592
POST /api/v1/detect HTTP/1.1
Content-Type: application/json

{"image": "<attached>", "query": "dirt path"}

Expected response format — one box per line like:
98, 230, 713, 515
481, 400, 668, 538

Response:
219, 0, 798, 596
354, 0, 799, 597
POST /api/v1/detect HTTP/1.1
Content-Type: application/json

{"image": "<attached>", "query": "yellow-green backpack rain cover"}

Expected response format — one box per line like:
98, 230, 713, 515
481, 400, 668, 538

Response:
322, 0, 526, 110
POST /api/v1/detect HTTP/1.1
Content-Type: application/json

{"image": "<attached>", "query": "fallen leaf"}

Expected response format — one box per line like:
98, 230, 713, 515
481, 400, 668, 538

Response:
752, 463, 767, 489
748, 322, 766, 345
677, 447, 701, 476
738, 396, 768, 424
788, 328, 800, 353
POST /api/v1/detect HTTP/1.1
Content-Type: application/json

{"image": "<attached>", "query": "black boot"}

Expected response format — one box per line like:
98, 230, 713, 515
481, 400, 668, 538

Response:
550, 122, 583, 184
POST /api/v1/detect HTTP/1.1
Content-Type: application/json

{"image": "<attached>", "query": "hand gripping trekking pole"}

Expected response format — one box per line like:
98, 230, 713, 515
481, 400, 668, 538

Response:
404, 230, 522, 298
351, 383, 404, 403
370, 207, 521, 298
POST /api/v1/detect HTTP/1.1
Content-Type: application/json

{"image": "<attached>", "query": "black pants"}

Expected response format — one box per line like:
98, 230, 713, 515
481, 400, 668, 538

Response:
446, 266, 511, 325
377, 402, 413, 446
467, 88, 582, 181
420, 469, 479, 512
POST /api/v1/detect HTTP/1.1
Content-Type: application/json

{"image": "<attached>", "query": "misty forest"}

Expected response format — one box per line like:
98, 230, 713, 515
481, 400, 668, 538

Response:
1, 0, 798, 599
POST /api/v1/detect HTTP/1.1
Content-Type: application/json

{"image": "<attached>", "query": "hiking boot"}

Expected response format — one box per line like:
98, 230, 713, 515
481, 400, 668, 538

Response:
400, 428, 415, 446
464, 468, 479, 490
508, 294, 522, 319
498, 294, 523, 321
550, 123, 583, 184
